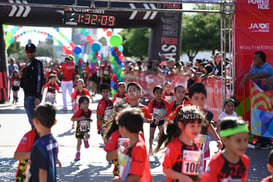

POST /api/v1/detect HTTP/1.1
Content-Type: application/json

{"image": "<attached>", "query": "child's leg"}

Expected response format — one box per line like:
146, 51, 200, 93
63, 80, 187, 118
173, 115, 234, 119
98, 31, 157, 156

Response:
83, 132, 90, 148
77, 138, 82, 151
149, 126, 156, 153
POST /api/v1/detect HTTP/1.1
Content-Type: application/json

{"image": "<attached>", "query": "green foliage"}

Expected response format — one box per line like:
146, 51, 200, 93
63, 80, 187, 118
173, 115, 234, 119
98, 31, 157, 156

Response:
182, 10, 221, 61
119, 28, 149, 58
36, 45, 54, 57
7, 41, 21, 57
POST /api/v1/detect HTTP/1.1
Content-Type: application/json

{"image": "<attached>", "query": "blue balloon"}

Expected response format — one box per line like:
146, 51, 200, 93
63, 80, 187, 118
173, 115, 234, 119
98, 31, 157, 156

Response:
73, 45, 82, 54
91, 42, 101, 52
118, 45, 124, 52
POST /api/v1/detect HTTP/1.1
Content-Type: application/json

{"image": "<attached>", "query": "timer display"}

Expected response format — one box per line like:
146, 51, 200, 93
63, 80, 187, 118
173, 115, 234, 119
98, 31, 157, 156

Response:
65, 11, 116, 27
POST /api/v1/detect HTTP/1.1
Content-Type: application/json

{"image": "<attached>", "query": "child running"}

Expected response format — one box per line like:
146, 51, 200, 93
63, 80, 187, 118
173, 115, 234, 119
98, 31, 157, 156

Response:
162, 81, 175, 103
11, 70, 21, 104
97, 83, 114, 136
127, 82, 153, 124
71, 96, 92, 161
201, 116, 249, 181
148, 85, 170, 154
168, 85, 190, 113
155, 105, 205, 182
113, 82, 128, 106
262, 150, 273, 182
115, 107, 152, 182
188, 82, 223, 170
104, 103, 129, 179
72, 79, 94, 112
42, 73, 62, 104
28, 103, 60, 182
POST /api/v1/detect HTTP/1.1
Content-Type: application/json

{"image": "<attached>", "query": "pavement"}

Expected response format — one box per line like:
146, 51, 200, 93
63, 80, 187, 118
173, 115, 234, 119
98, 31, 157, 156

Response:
0, 89, 271, 181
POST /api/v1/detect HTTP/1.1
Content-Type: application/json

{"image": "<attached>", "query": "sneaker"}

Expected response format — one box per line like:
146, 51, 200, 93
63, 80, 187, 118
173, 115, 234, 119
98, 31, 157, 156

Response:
84, 140, 89, 148
72, 123, 75, 129
75, 152, 80, 161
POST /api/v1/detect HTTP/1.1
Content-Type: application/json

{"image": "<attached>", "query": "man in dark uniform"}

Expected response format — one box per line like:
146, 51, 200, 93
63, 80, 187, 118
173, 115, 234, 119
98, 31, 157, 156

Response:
20, 43, 44, 129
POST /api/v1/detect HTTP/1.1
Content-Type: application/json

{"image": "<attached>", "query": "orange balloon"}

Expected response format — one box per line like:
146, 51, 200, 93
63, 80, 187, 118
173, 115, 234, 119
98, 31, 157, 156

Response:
106, 31, 112, 37
86, 34, 92, 41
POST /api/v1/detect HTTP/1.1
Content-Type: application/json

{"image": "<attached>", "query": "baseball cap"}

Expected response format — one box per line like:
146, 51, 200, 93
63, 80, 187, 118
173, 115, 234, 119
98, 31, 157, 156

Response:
25, 43, 36, 52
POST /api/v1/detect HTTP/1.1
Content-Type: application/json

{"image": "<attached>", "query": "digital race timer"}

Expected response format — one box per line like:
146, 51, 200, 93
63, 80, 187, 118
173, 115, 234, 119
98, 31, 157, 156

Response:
65, 11, 116, 27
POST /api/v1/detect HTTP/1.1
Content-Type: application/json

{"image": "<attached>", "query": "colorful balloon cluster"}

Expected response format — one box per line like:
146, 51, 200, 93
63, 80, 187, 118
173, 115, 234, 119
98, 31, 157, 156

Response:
109, 34, 124, 95
90, 42, 101, 64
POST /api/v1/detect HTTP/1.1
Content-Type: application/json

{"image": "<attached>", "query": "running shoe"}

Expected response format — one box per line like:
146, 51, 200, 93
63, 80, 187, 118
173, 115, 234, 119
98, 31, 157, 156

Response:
75, 152, 80, 161
84, 140, 89, 148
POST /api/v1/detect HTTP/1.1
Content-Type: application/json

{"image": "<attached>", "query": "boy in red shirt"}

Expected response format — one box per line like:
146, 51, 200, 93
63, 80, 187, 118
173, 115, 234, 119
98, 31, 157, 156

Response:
13, 129, 39, 182
97, 83, 114, 137
127, 82, 153, 124
115, 107, 152, 182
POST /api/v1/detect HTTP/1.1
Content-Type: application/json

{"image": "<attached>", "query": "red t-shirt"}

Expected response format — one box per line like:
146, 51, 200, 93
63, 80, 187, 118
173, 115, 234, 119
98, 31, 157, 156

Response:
61, 62, 75, 81
71, 88, 91, 100
201, 152, 249, 182
104, 130, 120, 152
138, 104, 153, 119
125, 136, 152, 182
97, 98, 114, 123
163, 137, 200, 182
101, 63, 112, 79
168, 98, 191, 114
148, 99, 169, 119
71, 109, 92, 121
43, 82, 60, 93
15, 129, 38, 178
261, 176, 272, 182
162, 91, 174, 103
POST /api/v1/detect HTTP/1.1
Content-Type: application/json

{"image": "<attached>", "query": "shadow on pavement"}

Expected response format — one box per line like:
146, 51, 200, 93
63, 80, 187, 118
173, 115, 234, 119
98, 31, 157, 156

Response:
0, 157, 17, 181
57, 129, 75, 137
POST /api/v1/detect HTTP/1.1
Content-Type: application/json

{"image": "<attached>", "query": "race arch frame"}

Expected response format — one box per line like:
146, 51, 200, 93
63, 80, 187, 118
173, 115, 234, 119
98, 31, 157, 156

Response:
0, 0, 234, 103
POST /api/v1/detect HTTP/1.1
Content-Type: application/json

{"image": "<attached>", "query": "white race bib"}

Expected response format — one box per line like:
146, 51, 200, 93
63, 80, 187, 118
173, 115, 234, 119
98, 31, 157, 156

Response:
80, 120, 89, 132
182, 150, 201, 175
115, 97, 125, 106
165, 95, 174, 103
153, 108, 166, 120
13, 80, 20, 87
104, 108, 114, 121
45, 92, 56, 104
104, 70, 109, 75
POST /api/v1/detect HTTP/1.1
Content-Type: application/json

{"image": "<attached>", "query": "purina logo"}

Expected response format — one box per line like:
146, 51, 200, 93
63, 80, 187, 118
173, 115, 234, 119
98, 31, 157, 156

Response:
248, 0, 270, 10
248, 23, 270, 32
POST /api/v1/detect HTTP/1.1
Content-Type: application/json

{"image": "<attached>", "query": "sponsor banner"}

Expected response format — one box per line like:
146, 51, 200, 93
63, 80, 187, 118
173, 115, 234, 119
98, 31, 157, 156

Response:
124, 73, 225, 121
235, 0, 273, 103
250, 81, 273, 137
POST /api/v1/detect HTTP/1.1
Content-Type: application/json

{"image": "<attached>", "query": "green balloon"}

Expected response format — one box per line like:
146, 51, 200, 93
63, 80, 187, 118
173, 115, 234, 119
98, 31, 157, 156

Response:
109, 34, 122, 47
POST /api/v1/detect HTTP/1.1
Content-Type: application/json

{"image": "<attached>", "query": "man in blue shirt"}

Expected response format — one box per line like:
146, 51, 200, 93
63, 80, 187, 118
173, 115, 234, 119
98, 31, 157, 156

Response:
240, 51, 273, 90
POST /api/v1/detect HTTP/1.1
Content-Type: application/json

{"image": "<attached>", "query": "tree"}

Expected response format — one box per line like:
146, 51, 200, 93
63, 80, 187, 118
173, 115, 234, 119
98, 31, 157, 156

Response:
119, 28, 150, 58
182, 5, 221, 62
36, 45, 54, 58
7, 41, 21, 57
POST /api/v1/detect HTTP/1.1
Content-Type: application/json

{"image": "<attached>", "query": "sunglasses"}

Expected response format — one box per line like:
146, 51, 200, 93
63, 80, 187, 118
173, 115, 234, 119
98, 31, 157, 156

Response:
26, 50, 35, 53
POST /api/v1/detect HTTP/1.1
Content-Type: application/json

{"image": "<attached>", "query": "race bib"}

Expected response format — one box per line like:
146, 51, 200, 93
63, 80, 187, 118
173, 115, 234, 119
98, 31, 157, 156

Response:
195, 134, 207, 152
182, 150, 201, 175
115, 97, 125, 106
45, 92, 56, 104
104, 70, 109, 75
104, 108, 114, 121
165, 96, 174, 103
80, 120, 89, 132
220, 178, 242, 182
118, 151, 131, 181
13, 80, 20, 86
153, 108, 166, 120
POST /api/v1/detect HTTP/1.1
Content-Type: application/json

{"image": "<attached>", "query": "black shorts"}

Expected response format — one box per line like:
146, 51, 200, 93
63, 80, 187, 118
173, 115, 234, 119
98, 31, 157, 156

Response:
12, 86, 20, 91
150, 120, 164, 128
90, 74, 98, 83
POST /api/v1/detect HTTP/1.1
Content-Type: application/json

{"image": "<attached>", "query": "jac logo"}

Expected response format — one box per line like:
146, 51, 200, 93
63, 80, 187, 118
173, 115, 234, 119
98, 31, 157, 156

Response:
248, 23, 270, 32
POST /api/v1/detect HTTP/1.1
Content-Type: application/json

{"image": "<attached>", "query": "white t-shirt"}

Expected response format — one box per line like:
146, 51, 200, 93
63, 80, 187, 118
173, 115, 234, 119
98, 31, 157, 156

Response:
218, 111, 237, 121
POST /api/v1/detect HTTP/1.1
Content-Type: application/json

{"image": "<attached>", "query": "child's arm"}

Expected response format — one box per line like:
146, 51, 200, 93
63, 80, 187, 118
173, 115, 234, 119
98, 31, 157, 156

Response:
163, 166, 193, 182
71, 116, 86, 122
125, 175, 140, 182
208, 124, 223, 149
106, 150, 118, 161
13, 152, 30, 161
97, 114, 103, 129
39, 168, 47, 182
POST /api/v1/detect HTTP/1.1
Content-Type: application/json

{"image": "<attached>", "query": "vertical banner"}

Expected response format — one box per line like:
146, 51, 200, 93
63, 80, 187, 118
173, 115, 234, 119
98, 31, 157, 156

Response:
149, 3, 182, 62
234, 0, 273, 118
0, 24, 8, 103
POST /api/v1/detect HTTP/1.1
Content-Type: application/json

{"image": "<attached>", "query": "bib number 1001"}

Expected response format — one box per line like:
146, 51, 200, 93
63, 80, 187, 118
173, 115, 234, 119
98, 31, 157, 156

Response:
183, 161, 200, 175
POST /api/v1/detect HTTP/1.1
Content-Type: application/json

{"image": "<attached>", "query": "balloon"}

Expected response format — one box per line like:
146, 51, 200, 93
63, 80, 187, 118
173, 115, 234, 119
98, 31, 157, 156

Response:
65, 49, 73, 55
103, 28, 108, 32
86, 34, 92, 41
106, 30, 112, 37
118, 45, 124, 52
110, 34, 122, 47
89, 38, 95, 44
111, 89, 117, 95
73, 45, 82, 54
70, 41, 76, 49
91, 42, 101, 52
119, 55, 124, 60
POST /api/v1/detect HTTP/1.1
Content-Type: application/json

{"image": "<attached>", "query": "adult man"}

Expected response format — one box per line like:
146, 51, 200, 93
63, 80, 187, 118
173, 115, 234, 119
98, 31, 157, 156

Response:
240, 51, 273, 89
60, 55, 75, 111
20, 43, 44, 128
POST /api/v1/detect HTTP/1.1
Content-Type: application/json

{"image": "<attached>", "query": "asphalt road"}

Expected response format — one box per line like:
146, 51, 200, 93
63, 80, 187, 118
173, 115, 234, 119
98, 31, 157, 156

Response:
0, 90, 271, 181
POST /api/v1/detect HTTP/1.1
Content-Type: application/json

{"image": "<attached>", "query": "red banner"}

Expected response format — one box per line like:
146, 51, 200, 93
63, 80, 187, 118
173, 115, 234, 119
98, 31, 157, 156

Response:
124, 73, 225, 121
235, 0, 273, 101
